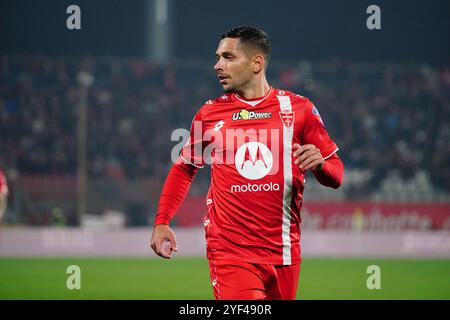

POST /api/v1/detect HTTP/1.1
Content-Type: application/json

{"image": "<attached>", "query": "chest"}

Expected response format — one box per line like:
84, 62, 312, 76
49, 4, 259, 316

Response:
202, 102, 304, 142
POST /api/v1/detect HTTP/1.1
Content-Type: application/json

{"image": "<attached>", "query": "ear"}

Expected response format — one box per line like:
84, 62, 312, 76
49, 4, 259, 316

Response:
252, 54, 265, 74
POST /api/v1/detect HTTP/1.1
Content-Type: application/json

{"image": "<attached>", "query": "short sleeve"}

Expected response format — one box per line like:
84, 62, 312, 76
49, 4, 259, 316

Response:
301, 100, 339, 159
180, 110, 205, 168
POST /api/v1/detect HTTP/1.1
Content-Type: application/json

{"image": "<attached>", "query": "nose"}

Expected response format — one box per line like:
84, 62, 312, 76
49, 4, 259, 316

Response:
214, 58, 223, 72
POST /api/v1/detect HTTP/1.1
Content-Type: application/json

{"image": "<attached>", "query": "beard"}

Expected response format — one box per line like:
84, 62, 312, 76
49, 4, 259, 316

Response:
223, 88, 236, 93
223, 83, 237, 94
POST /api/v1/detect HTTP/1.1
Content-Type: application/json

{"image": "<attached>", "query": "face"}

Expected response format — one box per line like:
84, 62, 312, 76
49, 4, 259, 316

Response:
214, 38, 257, 93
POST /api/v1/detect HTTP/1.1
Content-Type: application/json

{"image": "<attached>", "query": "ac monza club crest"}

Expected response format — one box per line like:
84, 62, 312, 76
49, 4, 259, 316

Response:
235, 142, 273, 180
279, 111, 295, 128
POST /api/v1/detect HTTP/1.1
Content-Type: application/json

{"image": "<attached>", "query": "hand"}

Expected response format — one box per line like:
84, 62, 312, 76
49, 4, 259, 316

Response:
150, 224, 178, 259
293, 143, 324, 171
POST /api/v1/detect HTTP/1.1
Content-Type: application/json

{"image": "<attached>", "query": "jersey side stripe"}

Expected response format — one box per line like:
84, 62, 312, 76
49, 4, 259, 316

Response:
277, 95, 293, 265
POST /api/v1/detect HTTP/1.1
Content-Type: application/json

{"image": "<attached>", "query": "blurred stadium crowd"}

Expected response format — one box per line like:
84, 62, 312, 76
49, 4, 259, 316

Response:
0, 55, 449, 224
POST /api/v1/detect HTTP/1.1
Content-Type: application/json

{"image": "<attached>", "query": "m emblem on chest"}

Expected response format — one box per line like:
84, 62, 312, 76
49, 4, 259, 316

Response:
279, 111, 294, 128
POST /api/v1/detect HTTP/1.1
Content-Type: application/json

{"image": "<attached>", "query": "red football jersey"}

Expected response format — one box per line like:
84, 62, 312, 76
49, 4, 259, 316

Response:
180, 88, 339, 265
0, 170, 7, 195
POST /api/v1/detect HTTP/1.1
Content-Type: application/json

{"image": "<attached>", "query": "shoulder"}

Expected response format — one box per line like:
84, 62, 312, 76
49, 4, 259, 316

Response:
195, 93, 234, 118
273, 88, 314, 111
202, 93, 233, 108
274, 89, 324, 125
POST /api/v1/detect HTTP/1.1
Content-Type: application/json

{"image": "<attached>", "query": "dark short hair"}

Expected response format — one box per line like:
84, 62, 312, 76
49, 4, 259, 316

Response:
221, 26, 271, 66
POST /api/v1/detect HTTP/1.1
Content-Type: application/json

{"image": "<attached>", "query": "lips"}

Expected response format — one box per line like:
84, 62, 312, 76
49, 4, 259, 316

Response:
218, 75, 230, 84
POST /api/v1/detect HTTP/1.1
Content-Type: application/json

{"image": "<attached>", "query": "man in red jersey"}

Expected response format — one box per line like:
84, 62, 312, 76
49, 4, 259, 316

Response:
150, 26, 343, 300
0, 169, 8, 223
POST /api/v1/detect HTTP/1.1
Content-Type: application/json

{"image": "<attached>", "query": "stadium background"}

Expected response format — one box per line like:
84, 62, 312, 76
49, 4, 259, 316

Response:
0, 0, 449, 299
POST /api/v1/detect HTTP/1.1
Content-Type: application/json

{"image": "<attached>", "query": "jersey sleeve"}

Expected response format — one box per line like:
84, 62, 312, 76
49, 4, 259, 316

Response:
300, 100, 339, 159
0, 170, 8, 195
180, 109, 206, 168
154, 159, 200, 225
312, 153, 344, 189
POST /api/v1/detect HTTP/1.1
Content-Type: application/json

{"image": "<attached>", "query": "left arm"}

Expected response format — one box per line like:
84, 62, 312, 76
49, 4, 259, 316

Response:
295, 99, 344, 189
293, 143, 343, 189
311, 153, 343, 189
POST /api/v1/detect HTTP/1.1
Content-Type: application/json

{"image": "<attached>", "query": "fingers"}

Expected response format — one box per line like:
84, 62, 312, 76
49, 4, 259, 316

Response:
159, 233, 178, 259
154, 237, 172, 259
150, 226, 178, 259
161, 240, 173, 259
151, 236, 164, 257
295, 149, 316, 166
293, 144, 315, 158
293, 144, 323, 171
302, 155, 323, 171
293, 145, 318, 165
167, 232, 178, 252
298, 151, 320, 168
150, 233, 157, 253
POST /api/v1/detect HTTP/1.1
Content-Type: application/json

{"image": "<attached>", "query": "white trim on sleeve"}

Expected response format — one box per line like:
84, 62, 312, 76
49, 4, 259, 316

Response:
323, 147, 339, 161
179, 154, 204, 168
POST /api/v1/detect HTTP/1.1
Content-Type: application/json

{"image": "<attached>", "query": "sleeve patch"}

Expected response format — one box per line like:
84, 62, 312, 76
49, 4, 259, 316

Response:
312, 105, 320, 116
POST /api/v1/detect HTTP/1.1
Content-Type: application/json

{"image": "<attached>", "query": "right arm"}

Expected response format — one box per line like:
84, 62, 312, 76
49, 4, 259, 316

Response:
151, 106, 206, 258
0, 195, 7, 222
150, 158, 200, 259
0, 171, 7, 222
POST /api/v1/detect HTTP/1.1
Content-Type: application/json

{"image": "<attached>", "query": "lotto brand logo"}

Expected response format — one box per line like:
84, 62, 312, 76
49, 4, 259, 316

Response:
235, 142, 273, 180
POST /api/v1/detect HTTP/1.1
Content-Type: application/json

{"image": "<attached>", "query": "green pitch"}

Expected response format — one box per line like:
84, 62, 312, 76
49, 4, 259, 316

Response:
0, 258, 449, 299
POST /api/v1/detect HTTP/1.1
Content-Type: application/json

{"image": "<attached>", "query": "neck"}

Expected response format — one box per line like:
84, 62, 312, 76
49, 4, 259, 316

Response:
235, 77, 271, 100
